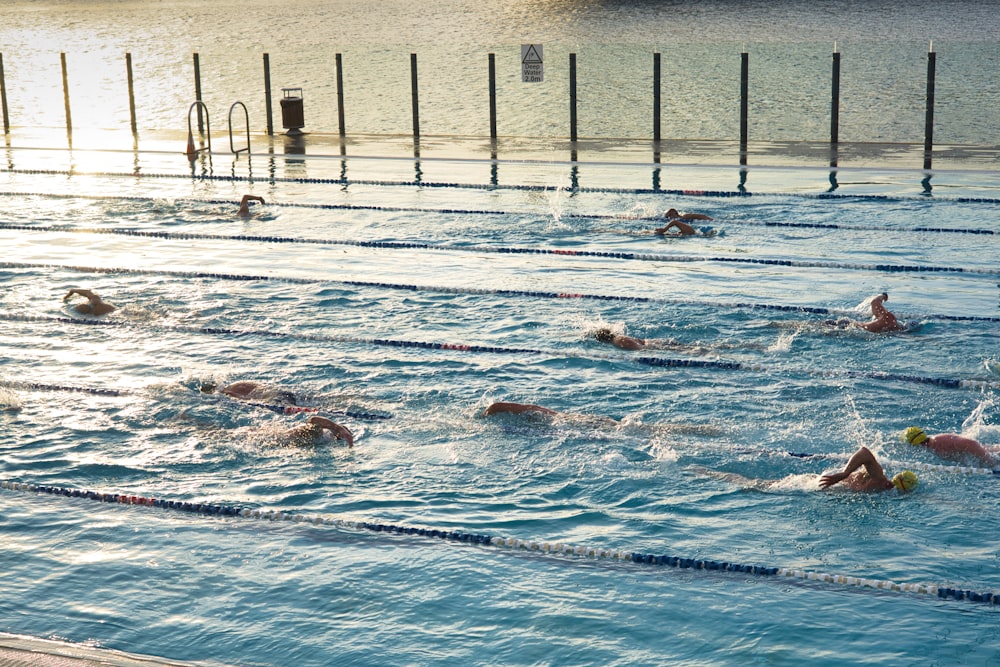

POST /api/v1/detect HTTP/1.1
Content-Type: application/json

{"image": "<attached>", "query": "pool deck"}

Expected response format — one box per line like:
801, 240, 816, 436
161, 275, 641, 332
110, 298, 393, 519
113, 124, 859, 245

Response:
4, 126, 1000, 174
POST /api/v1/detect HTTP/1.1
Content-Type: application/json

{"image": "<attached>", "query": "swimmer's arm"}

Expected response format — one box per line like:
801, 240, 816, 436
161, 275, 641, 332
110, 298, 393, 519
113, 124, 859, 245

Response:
819, 446, 888, 488
308, 415, 354, 446
869, 293, 890, 319
64, 288, 115, 314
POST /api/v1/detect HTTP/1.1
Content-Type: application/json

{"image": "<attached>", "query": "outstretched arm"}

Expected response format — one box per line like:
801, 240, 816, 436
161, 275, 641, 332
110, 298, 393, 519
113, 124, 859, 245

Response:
819, 446, 889, 489
655, 220, 697, 235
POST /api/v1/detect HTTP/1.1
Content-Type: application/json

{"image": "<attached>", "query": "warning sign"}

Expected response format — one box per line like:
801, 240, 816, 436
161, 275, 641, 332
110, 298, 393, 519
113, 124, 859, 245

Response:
521, 44, 543, 83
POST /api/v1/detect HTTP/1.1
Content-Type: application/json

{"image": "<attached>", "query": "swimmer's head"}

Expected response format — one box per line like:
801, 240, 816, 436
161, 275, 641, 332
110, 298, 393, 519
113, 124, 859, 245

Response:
274, 390, 298, 406
664, 208, 680, 218
892, 470, 919, 492
903, 426, 928, 446
594, 328, 615, 343
199, 382, 217, 394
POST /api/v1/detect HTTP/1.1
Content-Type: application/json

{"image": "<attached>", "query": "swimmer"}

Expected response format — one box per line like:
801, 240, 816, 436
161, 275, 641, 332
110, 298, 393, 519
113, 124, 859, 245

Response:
201, 380, 298, 405
591, 327, 758, 355
238, 194, 265, 217
818, 446, 918, 493
593, 328, 647, 351
63, 288, 116, 316
482, 401, 721, 436
694, 446, 917, 494
826, 293, 903, 333
283, 415, 354, 447
903, 426, 997, 466
482, 402, 558, 417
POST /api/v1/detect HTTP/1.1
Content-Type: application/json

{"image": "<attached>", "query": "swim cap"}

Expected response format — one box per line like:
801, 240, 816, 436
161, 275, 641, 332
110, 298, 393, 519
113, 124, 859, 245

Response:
892, 470, 919, 492
903, 426, 928, 445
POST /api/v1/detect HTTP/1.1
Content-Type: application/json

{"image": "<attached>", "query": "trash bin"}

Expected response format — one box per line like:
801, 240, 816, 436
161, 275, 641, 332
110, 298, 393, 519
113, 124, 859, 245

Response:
280, 87, 304, 133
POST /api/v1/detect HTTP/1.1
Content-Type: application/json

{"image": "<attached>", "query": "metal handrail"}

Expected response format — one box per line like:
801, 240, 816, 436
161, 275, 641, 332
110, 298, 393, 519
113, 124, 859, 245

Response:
186, 101, 212, 156
228, 101, 250, 156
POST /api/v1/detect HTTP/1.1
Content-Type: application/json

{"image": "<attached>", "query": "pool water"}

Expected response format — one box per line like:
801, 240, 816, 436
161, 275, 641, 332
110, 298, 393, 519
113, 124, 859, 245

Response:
1, 147, 999, 666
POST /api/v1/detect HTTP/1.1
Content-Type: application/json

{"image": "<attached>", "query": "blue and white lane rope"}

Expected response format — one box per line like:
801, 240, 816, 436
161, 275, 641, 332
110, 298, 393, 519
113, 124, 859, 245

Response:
1, 480, 996, 606
1, 193, 999, 237
3, 312, 998, 392
0, 379, 392, 422
2, 224, 998, 278
4, 169, 1000, 205
3, 261, 999, 325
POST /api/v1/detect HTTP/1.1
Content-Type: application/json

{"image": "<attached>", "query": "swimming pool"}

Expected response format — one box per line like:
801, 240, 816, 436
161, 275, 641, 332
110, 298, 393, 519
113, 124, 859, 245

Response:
1, 144, 999, 666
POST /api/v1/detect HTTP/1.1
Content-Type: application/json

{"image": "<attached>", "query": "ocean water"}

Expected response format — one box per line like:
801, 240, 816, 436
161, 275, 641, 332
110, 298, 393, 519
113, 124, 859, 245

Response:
0, 0, 999, 144
2, 2, 1000, 666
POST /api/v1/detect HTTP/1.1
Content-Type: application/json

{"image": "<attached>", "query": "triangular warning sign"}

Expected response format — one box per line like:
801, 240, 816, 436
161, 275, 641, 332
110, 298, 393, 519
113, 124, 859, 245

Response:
522, 45, 542, 64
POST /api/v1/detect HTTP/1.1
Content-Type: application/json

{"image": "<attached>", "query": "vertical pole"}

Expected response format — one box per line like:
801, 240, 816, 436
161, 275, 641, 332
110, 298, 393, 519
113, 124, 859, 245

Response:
0, 53, 9, 135
263, 53, 273, 136
193, 52, 203, 133
125, 52, 137, 136
488, 53, 497, 141
830, 46, 840, 145
924, 43, 936, 170
569, 53, 578, 142
653, 52, 661, 143
739, 50, 748, 165
335, 53, 346, 137
410, 53, 420, 140
60, 52, 72, 139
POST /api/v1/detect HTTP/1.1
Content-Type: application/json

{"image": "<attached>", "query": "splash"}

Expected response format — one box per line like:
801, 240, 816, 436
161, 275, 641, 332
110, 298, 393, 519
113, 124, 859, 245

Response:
961, 395, 996, 440
0, 387, 22, 412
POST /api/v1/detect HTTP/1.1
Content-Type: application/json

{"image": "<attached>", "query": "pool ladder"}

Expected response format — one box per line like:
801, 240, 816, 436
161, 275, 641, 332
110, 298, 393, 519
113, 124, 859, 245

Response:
185, 100, 252, 159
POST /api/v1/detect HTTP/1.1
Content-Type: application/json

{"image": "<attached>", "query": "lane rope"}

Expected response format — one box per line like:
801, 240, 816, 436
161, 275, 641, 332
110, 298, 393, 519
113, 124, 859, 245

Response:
3, 261, 999, 324
3, 312, 998, 392
4, 168, 1000, 204
2, 480, 995, 606
1, 191, 998, 236
3, 223, 998, 277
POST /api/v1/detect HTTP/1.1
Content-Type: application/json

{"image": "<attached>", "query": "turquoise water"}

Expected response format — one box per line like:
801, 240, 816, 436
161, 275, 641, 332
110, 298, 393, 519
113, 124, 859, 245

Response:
1, 147, 999, 665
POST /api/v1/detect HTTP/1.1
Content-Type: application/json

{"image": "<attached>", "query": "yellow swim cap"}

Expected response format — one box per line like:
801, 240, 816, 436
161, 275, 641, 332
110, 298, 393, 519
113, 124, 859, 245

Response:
892, 470, 919, 492
904, 426, 928, 445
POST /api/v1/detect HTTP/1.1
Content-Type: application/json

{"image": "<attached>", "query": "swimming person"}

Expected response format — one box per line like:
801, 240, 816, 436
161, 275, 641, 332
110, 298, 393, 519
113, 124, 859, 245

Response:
694, 446, 917, 493
826, 293, 904, 333
903, 426, 997, 466
283, 415, 354, 447
482, 401, 721, 435
238, 194, 266, 217
593, 328, 647, 351
591, 327, 761, 355
63, 288, 117, 315
482, 402, 558, 417
201, 380, 298, 405
818, 446, 918, 492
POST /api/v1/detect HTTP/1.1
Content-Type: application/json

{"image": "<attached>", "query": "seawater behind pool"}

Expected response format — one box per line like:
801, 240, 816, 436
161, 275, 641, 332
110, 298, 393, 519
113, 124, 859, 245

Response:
1, 157, 999, 666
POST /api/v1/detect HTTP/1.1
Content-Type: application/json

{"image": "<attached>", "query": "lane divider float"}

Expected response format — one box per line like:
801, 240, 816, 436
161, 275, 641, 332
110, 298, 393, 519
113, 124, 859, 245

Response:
2, 312, 998, 392
2, 479, 995, 606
